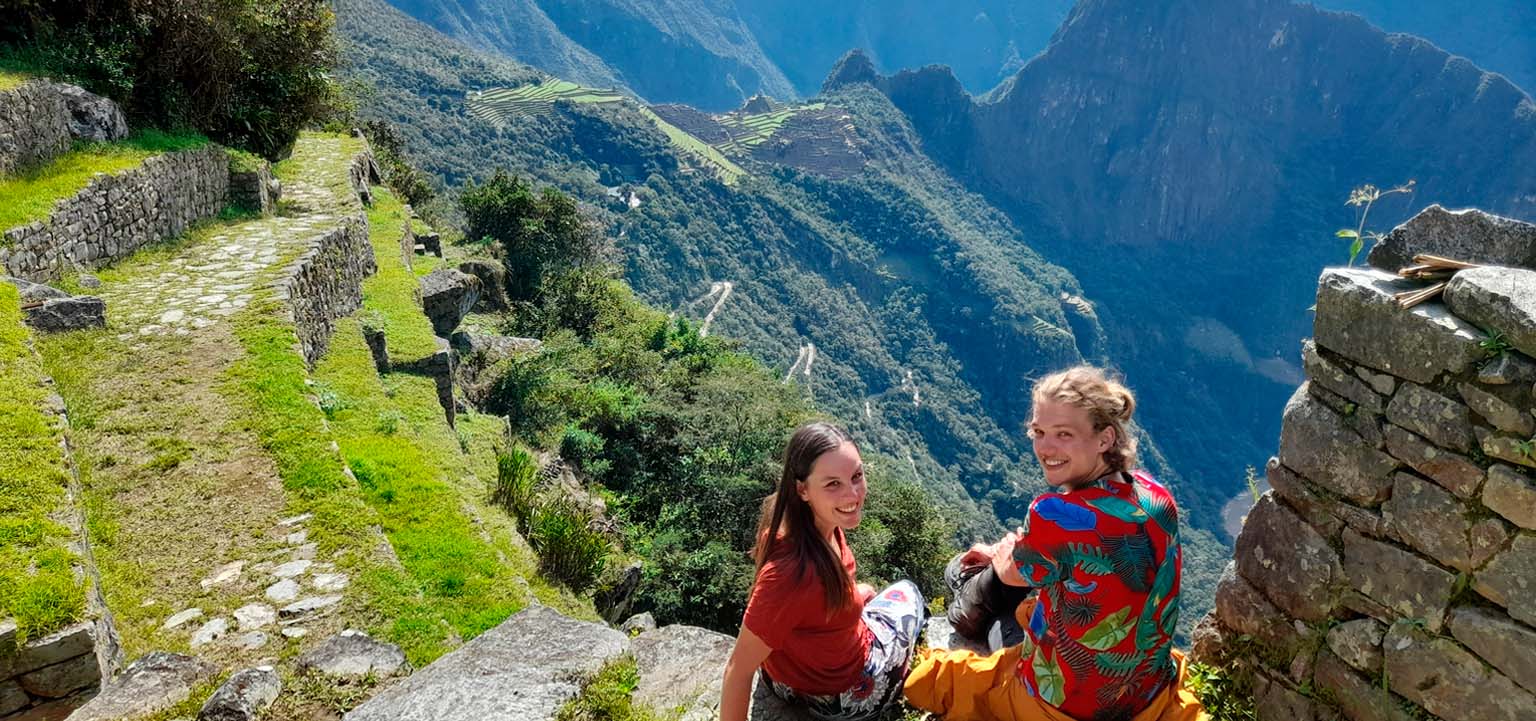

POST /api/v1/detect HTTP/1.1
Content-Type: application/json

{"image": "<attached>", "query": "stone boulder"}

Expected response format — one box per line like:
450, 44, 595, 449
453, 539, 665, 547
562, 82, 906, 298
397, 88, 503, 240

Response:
631, 625, 734, 720
620, 613, 657, 637
197, 666, 280, 721
343, 605, 627, 721
296, 629, 408, 679
1369, 205, 1536, 272
50, 82, 128, 143
420, 268, 480, 337
595, 561, 642, 625
457, 260, 509, 311
1314, 268, 1483, 384
1234, 493, 1342, 622
1444, 266, 1536, 359
1384, 622, 1536, 721
66, 652, 217, 721
23, 296, 106, 333
3, 276, 68, 303
449, 331, 541, 360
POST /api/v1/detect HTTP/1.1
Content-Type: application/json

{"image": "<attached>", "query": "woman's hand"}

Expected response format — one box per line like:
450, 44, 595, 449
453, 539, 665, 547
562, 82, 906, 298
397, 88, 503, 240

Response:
720, 626, 773, 721
857, 582, 877, 605
991, 528, 1029, 587
959, 542, 997, 570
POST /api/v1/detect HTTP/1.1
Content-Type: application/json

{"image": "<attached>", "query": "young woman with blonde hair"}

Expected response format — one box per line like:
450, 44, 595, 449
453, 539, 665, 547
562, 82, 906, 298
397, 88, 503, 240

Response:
719, 422, 925, 721
907, 366, 1206, 721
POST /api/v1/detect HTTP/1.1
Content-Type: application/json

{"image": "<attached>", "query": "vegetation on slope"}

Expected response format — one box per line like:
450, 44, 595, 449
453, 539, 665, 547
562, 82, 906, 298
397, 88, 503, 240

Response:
0, 282, 84, 641
0, 130, 208, 232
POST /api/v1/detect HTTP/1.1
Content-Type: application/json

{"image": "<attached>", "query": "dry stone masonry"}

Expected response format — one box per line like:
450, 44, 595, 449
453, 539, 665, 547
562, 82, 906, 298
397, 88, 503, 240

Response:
1, 145, 230, 283
1194, 206, 1536, 721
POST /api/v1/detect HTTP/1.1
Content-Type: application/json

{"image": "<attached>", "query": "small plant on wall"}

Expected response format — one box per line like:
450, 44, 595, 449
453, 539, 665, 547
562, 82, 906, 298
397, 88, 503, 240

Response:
1336, 180, 1415, 266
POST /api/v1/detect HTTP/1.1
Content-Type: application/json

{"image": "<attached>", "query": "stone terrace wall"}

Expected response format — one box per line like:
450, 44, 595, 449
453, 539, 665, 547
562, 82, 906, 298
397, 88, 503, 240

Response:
274, 213, 376, 367
0, 80, 70, 176
1193, 206, 1536, 721
1, 146, 230, 283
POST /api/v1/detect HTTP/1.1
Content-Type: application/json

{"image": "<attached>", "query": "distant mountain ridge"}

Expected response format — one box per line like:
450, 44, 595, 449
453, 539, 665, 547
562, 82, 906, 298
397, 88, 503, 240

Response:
829, 0, 1536, 509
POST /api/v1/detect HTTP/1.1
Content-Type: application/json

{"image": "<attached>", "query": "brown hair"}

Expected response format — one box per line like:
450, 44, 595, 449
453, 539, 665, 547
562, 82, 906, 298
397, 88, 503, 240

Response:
1032, 365, 1139, 472
752, 421, 856, 613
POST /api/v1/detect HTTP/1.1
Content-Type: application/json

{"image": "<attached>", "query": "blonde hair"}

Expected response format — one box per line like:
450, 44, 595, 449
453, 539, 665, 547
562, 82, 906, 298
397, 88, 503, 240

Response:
1031, 366, 1138, 472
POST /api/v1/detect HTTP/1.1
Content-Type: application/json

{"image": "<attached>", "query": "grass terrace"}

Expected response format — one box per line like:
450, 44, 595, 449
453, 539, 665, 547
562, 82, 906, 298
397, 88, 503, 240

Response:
466, 79, 625, 123
362, 188, 441, 365
714, 103, 822, 153
0, 283, 85, 642
0, 130, 210, 233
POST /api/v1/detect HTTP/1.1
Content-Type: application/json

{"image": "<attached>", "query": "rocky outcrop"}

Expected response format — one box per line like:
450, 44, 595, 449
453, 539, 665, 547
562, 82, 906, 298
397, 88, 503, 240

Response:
0, 80, 71, 175
1, 145, 231, 283
296, 630, 408, 679
1197, 214, 1536, 721
420, 268, 480, 337
52, 83, 128, 144
65, 652, 217, 721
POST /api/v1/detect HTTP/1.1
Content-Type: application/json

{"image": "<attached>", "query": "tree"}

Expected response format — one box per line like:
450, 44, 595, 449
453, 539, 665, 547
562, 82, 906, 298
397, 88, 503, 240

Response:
458, 170, 614, 302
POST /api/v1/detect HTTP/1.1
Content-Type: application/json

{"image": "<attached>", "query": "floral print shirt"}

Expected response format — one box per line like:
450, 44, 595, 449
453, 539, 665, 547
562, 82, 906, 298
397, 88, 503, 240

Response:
1011, 470, 1183, 721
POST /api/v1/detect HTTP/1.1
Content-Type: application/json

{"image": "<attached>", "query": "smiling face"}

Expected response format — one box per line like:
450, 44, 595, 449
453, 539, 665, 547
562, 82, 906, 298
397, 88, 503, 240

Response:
1029, 399, 1116, 489
796, 441, 867, 541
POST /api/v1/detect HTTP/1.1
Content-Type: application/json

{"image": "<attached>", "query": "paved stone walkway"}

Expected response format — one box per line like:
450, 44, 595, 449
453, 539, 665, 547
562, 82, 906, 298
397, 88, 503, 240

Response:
103, 137, 357, 339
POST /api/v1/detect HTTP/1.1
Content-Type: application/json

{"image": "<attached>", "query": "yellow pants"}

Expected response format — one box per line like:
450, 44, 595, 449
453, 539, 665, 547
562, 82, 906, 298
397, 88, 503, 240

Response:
904, 602, 1207, 721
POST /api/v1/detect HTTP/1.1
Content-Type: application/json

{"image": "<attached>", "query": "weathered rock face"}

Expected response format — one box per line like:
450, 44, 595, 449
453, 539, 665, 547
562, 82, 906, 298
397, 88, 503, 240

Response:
1, 146, 231, 283
457, 260, 509, 312
66, 652, 217, 721
296, 630, 408, 679
0, 80, 71, 175
343, 605, 628, 721
197, 666, 280, 721
420, 268, 480, 337
1196, 210, 1536, 721
51, 82, 128, 143
631, 625, 734, 719
22, 296, 106, 333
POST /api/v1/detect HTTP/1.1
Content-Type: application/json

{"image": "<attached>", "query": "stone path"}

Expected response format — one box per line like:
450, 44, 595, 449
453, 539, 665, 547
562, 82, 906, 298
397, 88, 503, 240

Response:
102, 140, 353, 339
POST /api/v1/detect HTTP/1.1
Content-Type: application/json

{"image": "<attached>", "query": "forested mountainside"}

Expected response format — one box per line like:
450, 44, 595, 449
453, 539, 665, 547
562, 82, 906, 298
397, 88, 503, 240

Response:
382, 0, 795, 110
830, 0, 1536, 519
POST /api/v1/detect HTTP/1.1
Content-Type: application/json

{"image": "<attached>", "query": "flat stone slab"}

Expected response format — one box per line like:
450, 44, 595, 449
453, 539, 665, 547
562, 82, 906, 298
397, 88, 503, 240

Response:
198, 666, 280, 721
344, 605, 627, 721
1343, 529, 1455, 632
631, 625, 733, 717
1475, 534, 1536, 626
1369, 205, 1536, 272
1385, 622, 1536, 721
1445, 266, 1536, 359
1314, 268, 1483, 384
67, 652, 217, 721
279, 595, 342, 619
297, 629, 407, 679
1236, 493, 1342, 622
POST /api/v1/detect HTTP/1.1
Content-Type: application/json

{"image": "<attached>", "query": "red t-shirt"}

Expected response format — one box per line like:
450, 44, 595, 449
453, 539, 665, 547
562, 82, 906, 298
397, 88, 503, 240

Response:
742, 528, 873, 695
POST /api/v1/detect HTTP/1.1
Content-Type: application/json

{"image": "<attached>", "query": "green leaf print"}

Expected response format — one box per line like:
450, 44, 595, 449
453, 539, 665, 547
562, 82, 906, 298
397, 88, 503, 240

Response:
1032, 647, 1067, 707
1066, 543, 1114, 575
1094, 650, 1144, 679
1134, 483, 1178, 534
1078, 605, 1136, 650
1087, 496, 1148, 524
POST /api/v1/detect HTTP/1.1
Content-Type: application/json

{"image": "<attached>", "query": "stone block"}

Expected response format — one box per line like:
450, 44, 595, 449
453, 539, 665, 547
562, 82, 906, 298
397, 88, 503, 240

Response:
1383, 472, 1475, 571
1264, 459, 1343, 538
1254, 672, 1316, 721
421, 269, 480, 337
1304, 340, 1386, 413
1382, 424, 1484, 498
0, 622, 96, 677
1213, 562, 1302, 648
631, 625, 735, 717
1471, 516, 1514, 567
296, 629, 408, 679
1484, 464, 1536, 530
1457, 382, 1534, 436
1478, 352, 1536, 385
1384, 622, 1536, 721
1445, 266, 1536, 359
1236, 494, 1342, 622
1474, 534, 1536, 625
1278, 386, 1398, 505
67, 652, 218, 721
1482, 430, 1536, 469
0, 679, 25, 716
1448, 606, 1536, 696
1385, 383, 1474, 453
1354, 366, 1397, 395
1368, 205, 1536, 272
1314, 649, 1417, 721
1341, 529, 1455, 631
1325, 618, 1385, 674
343, 605, 628, 721
197, 666, 280, 721
457, 260, 509, 312
18, 653, 101, 698
22, 296, 106, 333
1314, 268, 1484, 384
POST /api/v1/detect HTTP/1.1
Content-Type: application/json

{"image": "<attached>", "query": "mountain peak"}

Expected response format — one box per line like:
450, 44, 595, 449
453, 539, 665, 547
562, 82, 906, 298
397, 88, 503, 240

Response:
822, 49, 880, 92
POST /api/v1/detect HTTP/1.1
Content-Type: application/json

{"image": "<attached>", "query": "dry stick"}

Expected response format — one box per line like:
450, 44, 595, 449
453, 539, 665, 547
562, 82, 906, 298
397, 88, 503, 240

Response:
1412, 254, 1481, 270
1394, 282, 1448, 309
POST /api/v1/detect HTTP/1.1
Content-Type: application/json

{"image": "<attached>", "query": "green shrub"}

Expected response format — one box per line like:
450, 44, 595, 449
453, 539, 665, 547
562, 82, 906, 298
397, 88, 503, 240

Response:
493, 445, 539, 529
529, 499, 609, 590
459, 171, 613, 302
1, 0, 342, 157
561, 425, 610, 477
555, 656, 667, 721
1187, 662, 1257, 721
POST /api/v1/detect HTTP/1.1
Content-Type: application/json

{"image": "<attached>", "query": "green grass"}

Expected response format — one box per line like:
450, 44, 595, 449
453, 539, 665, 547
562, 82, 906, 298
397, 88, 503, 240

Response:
310, 315, 541, 662
635, 107, 745, 184
363, 187, 441, 363
555, 656, 673, 721
466, 79, 625, 124
714, 103, 822, 153
0, 69, 27, 91
0, 130, 211, 232
0, 283, 86, 641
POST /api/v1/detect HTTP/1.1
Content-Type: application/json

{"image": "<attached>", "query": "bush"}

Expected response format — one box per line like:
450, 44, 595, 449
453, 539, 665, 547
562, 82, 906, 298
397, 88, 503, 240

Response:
560, 425, 610, 477
1, 0, 342, 157
459, 171, 614, 302
493, 445, 540, 530
361, 120, 436, 211
529, 499, 609, 590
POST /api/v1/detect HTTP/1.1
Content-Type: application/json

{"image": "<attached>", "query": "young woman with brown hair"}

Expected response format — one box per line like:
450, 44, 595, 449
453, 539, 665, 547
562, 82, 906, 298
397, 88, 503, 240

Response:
719, 422, 925, 721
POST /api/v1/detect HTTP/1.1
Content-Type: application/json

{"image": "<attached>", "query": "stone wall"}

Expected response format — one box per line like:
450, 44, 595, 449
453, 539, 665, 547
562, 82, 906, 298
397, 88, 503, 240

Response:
273, 213, 377, 367
228, 160, 278, 216
1193, 206, 1536, 721
0, 80, 70, 176
1, 146, 230, 283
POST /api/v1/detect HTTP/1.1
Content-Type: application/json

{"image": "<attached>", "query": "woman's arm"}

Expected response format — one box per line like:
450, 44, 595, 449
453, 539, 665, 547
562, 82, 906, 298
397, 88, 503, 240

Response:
720, 625, 774, 721
990, 529, 1029, 587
